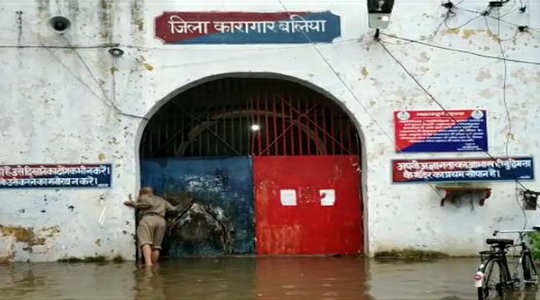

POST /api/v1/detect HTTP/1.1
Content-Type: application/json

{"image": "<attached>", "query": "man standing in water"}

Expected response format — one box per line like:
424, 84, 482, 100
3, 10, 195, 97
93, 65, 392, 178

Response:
124, 187, 179, 267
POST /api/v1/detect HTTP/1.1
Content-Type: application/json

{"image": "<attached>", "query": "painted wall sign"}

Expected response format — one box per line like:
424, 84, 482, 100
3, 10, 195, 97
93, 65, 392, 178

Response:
0, 164, 112, 188
155, 11, 341, 44
394, 110, 487, 152
392, 157, 534, 183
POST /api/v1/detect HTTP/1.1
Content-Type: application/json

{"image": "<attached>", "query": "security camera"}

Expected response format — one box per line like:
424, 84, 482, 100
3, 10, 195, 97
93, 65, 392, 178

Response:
49, 16, 71, 33
367, 0, 395, 29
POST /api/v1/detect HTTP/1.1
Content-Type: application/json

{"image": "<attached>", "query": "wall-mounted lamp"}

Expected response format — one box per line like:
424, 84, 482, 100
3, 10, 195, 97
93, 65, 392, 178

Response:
49, 16, 71, 33
368, 0, 395, 29
250, 124, 261, 132
108, 47, 124, 57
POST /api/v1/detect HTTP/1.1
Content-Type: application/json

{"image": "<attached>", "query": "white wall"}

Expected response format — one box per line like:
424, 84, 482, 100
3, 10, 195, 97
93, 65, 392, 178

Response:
0, 0, 538, 261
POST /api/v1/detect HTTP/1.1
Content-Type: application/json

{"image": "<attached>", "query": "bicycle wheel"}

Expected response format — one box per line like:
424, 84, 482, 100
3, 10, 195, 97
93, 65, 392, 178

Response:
478, 258, 508, 299
522, 252, 538, 285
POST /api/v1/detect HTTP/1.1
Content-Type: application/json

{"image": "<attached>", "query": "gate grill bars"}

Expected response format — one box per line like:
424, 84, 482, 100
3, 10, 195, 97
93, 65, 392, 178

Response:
140, 78, 361, 158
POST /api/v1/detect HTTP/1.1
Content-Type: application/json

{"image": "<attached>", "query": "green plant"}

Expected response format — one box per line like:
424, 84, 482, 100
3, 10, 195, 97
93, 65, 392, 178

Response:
374, 249, 449, 261
529, 232, 540, 260
112, 255, 125, 263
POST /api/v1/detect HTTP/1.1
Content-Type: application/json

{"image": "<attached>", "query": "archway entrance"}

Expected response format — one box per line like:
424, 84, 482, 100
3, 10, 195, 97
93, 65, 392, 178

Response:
140, 77, 363, 256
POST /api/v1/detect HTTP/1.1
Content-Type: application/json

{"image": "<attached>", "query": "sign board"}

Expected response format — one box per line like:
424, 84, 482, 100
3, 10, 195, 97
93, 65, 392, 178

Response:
392, 157, 534, 183
0, 164, 112, 188
155, 11, 341, 44
394, 110, 487, 152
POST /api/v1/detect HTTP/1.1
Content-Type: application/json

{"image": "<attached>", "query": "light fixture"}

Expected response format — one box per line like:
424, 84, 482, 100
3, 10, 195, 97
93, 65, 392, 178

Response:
250, 124, 261, 132
368, 0, 395, 29
49, 16, 71, 33
108, 47, 124, 57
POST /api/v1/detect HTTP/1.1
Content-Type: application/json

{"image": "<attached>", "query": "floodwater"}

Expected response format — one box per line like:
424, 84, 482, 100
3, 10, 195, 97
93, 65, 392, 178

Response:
1, 257, 538, 300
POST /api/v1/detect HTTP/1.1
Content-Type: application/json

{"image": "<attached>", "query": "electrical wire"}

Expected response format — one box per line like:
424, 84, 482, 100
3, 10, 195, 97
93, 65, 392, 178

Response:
274, 0, 395, 145
0, 38, 362, 51
68, 48, 147, 120
273, 0, 450, 197
455, 3, 540, 31
376, 39, 531, 190
9, 3, 538, 200
490, 16, 512, 158
494, 6, 528, 228
440, 1, 483, 31
444, 14, 482, 30
454, 1, 532, 223
379, 33, 540, 65
274, 0, 537, 203
0, 43, 120, 49
17, 20, 148, 120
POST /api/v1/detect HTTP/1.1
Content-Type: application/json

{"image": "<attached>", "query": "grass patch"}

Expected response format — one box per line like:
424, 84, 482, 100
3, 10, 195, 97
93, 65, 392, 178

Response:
58, 257, 84, 263
58, 255, 108, 263
112, 255, 125, 263
83, 255, 107, 263
529, 232, 540, 260
374, 249, 449, 262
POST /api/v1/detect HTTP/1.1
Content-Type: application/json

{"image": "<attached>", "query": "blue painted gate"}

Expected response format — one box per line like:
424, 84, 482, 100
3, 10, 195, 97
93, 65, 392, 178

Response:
141, 156, 254, 256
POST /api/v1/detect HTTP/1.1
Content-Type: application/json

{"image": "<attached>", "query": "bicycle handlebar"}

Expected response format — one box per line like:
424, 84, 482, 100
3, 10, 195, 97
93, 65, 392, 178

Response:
493, 227, 540, 236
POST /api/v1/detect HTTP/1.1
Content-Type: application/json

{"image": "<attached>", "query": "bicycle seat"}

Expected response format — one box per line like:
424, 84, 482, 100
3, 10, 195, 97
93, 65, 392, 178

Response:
486, 238, 513, 246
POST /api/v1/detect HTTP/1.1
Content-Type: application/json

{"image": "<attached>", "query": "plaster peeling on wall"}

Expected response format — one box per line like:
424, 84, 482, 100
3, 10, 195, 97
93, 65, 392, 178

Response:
478, 88, 496, 99
130, 0, 144, 31
475, 69, 492, 82
143, 63, 154, 71
36, 0, 51, 19
68, 0, 80, 15
98, 0, 112, 41
0, 237, 16, 264
0, 225, 60, 248
416, 52, 430, 63
361, 67, 369, 79
462, 29, 475, 39
483, 30, 501, 42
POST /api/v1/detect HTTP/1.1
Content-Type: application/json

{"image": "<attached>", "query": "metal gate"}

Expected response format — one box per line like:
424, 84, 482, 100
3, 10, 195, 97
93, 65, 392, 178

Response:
140, 157, 254, 256
254, 155, 362, 255
141, 78, 360, 158
140, 78, 363, 256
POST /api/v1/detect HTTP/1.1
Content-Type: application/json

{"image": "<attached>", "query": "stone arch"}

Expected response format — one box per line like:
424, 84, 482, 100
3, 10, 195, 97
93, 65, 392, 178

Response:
134, 72, 369, 255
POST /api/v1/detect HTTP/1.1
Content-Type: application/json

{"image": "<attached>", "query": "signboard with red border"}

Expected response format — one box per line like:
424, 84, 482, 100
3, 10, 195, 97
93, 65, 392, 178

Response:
392, 157, 534, 183
154, 11, 341, 44
394, 110, 487, 152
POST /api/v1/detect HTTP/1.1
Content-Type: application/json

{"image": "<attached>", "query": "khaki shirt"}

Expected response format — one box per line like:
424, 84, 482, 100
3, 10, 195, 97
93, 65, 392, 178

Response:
137, 195, 177, 217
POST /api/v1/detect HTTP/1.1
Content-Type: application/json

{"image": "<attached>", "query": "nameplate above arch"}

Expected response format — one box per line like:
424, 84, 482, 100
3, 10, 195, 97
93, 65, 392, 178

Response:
154, 11, 341, 44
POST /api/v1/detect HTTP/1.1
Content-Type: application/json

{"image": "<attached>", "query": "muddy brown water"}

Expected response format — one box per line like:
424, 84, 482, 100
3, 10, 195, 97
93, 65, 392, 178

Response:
1, 257, 538, 299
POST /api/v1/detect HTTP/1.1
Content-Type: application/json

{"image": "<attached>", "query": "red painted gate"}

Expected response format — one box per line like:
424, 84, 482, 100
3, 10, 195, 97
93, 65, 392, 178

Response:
254, 155, 362, 255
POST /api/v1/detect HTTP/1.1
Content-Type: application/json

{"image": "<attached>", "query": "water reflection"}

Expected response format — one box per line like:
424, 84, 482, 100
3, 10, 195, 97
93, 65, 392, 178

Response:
1, 257, 539, 300
134, 258, 256, 299
0, 262, 136, 299
255, 256, 370, 300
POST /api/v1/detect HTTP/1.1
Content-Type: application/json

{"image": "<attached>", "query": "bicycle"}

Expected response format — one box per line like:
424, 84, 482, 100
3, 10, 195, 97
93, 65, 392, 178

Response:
474, 227, 540, 299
